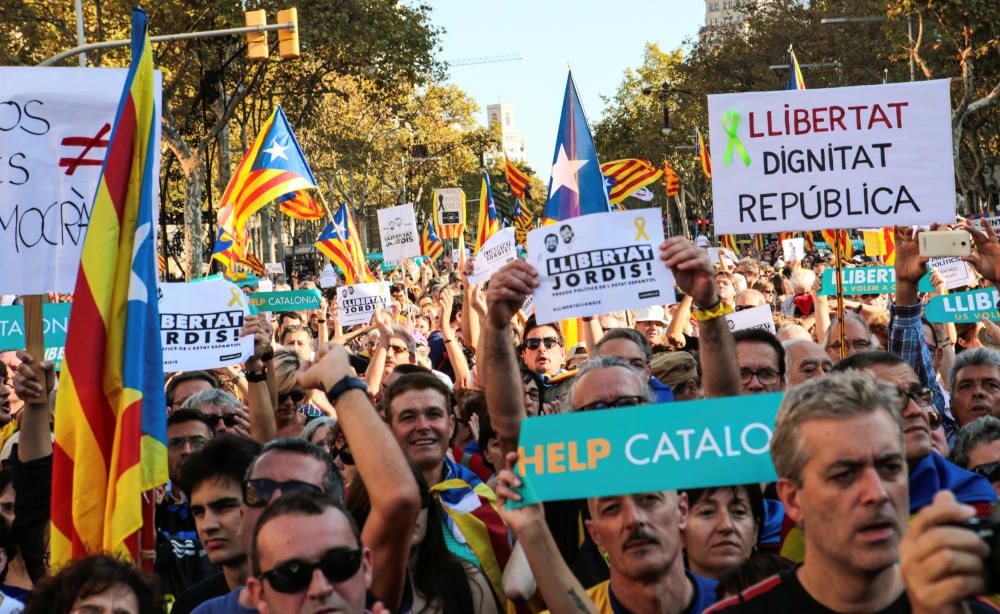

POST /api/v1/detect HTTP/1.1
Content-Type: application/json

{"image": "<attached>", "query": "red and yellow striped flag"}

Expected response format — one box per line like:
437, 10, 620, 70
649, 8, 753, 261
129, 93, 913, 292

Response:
241, 252, 266, 277
663, 161, 680, 197
821, 229, 854, 259
277, 190, 324, 220
753, 234, 765, 251
600, 159, 663, 204
804, 231, 815, 252
720, 234, 739, 254
696, 129, 712, 180
53, 8, 167, 566
504, 155, 530, 199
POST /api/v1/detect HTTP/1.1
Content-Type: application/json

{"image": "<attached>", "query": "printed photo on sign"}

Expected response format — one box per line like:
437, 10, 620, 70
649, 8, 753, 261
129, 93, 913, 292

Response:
377, 203, 421, 261
0, 67, 163, 295
526, 209, 676, 323
725, 304, 776, 334
434, 188, 465, 228
469, 227, 517, 284
708, 80, 955, 234
337, 281, 391, 327
158, 279, 253, 372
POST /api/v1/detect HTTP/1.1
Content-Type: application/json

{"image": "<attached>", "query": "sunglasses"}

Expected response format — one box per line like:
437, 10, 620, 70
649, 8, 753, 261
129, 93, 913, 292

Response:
259, 547, 362, 593
204, 414, 240, 429
243, 478, 323, 508
278, 390, 307, 406
972, 462, 1000, 482
525, 337, 559, 351
388, 344, 410, 356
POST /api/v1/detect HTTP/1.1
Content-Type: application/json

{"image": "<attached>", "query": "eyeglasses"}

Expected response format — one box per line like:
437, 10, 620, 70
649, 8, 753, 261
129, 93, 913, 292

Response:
330, 445, 354, 465
577, 395, 646, 412
204, 414, 240, 429
898, 386, 934, 409
525, 337, 560, 351
167, 435, 209, 451
243, 478, 324, 508
827, 339, 872, 352
739, 368, 780, 386
259, 547, 363, 593
388, 344, 410, 356
278, 390, 307, 406
971, 462, 1000, 482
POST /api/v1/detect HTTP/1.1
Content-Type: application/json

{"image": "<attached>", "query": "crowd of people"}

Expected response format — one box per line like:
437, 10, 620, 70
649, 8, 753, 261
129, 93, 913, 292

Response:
0, 221, 997, 614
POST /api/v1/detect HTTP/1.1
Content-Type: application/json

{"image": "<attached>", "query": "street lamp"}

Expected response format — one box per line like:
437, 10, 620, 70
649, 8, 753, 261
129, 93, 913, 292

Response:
642, 82, 693, 137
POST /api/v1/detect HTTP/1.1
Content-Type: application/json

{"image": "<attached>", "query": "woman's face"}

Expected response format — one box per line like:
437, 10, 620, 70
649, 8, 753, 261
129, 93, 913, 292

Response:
71, 582, 139, 614
683, 487, 758, 580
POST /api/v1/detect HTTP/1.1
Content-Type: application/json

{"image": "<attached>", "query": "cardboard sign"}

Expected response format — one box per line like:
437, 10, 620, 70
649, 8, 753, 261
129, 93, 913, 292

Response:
337, 281, 390, 327
0, 302, 71, 367
527, 209, 675, 323
0, 67, 163, 294
319, 264, 339, 289
510, 392, 781, 507
928, 257, 973, 291
248, 289, 321, 313
725, 304, 776, 334
925, 288, 1000, 323
158, 280, 253, 372
264, 262, 284, 275
469, 227, 517, 284
434, 188, 465, 230
377, 203, 420, 262
819, 266, 935, 296
782, 238, 805, 262
708, 80, 955, 234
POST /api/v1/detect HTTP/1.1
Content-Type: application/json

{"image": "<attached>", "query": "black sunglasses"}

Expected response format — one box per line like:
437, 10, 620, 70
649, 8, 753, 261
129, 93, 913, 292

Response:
204, 414, 239, 429
525, 337, 559, 350
279, 390, 307, 405
243, 478, 323, 508
259, 547, 362, 593
972, 462, 1000, 482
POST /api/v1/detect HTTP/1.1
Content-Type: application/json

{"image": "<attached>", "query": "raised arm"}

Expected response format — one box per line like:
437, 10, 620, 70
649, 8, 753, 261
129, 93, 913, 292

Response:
12, 351, 54, 462
240, 315, 277, 442
439, 287, 471, 389
363, 306, 394, 392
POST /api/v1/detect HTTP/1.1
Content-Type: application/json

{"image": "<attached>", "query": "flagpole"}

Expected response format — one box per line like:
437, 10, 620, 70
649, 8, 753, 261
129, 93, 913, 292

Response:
22, 295, 48, 405
834, 232, 848, 360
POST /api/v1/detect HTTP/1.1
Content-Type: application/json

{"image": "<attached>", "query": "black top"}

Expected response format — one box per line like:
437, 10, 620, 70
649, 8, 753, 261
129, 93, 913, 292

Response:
172, 572, 231, 614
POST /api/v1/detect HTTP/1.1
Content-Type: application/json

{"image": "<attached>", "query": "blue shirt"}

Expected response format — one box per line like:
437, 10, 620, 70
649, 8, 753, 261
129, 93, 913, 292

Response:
648, 376, 676, 404
889, 300, 956, 437
192, 588, 257, 614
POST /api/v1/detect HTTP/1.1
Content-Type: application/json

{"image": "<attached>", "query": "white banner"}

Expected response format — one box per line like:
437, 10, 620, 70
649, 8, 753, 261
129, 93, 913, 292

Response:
708, 80, 955, 234
265, 262, 284, 275
725, 304, 776, 334
337, 281, 391, 327
159, 280, 253, 372
0, 67, 163, 294
469, 227, 517, 284
319, 263, 338, 289
377, 203, 420, 262
782, 238, 805, 262
929, 257, 973, 291
527, 209, 675, 323
435, 188, 465, 230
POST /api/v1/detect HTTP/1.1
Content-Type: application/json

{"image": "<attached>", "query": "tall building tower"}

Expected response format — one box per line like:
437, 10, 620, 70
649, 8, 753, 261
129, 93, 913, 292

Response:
485, 102, 526, 166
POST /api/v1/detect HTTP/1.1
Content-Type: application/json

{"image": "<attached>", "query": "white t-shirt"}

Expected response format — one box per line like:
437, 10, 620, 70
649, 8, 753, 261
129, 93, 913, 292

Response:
0, 593, 24, 614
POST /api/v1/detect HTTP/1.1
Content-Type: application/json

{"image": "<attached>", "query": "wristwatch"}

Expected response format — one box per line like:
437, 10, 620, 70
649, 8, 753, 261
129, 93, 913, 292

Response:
325, 376, 369, 405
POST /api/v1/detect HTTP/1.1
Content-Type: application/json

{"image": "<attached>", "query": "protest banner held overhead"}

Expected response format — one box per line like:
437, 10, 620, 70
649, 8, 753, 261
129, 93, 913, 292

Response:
818, 266, 935, 296
725, 304, 776, 334
468, 227, 517, 284
377, 203, 421, 262
527, 209, 675, 323
925, 287, 1000, 323
708, 80, 955, 234
319, 263, 338, 288
433, 188, 465, 239
510, 393, 781, 507
159, 279, 254, 372
0, 302, 71, 366
337, 281, 391, 327
928, 257, 974, 291
248, 289, 322, 313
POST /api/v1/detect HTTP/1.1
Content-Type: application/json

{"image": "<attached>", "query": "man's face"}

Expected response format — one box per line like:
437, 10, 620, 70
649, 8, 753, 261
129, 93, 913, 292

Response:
951, 364, 1000, 426
778, 411, 908, 577
716, 275, 735, 304
389, 388, 454, 478
282, 330, 313, 361
587, 491, 687, 582
736, 340, 782, 394
0, 353, 22, 417
571, 365, 647, 411
199, 403, 244, 437
786, 342, 833, 387
595, 338, 650, 380
865, 363, 932, 463
385, 335, 414, 371
250, 508, 372, 614
521, 325, 565, 376
166, 420, 212, 482
560, 227, 573, 243
825, 319, 872, 361
967, 439, 1000, 498
279, 316, 303, 336
238, 450, 329, 552
190, 477, 245, 566
735, 291, 766, 309
634, 321, 662, 346
171, 378, 214, 412
545, 236, 558, 252
522, 378, 541, 417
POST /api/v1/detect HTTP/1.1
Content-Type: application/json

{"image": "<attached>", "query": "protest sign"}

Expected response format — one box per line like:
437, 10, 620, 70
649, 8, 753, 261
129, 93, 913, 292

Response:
319, 264, 338, 289
708, 80, 955, 234
0, 302, 71, 366
925, 288, 1000, 323
248, 289, 321, 313
159, 280, 253, 372
510, 393, 781, 507
377, 203, 420, 262
469, 227, 517, 284
782, 238, 805, 262
264, 262, 284, 276
725, 304, 776, 334
434, 188, 465, 231
928, 257, 973, 291
706, 247, 737, 268
256, 278, 273, 292
527, 209, 675, 323
521, 294, 534, 316
818, 266, 934, 296
0, 67, 163, 294
975, 216, 1000, 235
337, 281, 390, 327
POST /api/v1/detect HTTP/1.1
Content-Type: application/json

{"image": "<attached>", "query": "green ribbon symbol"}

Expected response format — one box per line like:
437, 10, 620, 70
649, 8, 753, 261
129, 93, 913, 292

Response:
722, 110, 752, 167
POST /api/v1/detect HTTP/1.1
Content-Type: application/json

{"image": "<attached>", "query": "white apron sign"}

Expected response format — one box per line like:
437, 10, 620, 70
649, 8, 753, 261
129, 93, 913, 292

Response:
708, 80, 954, 234
337, 281, 391, 327
377, 203, 420, 262
726, 304, 776, 334
0, 67, 163, 294
469, 227, 517, 284
158, 280, 253, 372
527, 209, 675, 323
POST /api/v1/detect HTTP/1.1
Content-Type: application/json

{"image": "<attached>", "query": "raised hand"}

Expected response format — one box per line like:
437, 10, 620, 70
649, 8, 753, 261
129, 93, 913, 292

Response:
659, 237, 719, 308
486, 261, 538, 328
961, 220, 1000, 284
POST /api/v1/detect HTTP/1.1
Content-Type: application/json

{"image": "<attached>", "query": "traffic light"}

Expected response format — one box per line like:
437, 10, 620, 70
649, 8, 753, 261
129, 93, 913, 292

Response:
277, 8, 299, 59
245, 9, 268, 61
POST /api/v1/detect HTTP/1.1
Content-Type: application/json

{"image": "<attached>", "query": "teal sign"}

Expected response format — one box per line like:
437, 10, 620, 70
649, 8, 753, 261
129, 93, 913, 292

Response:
248, 289, 321, 313
0, 303, 72, 367
509, 393, 781, 507
819, 267, 934, 296
188, 273, 224, 283
925, 288, 1000, 323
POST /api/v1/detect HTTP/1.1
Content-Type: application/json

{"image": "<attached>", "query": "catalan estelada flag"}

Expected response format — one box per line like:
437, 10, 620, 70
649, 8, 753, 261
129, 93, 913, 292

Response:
720, 234, 739, 254
821, 229, 854, 259
696, 128, 712, 180
421, 223, 444, 263
504, 155, 530, 199
804, 231, 816, 252
787, 47, 807, 91
754, 234, 765, 251
514, 198, 534, 245
226, 106, 318, 237
315, 204, 374, 285
211, 228, 240, 273
241, 252, 266, 277
600, 159, 663, 204
277, 190, 324, 221
52, 7, 167, 566
474, 172, 500, 253
663, 161, 680, 197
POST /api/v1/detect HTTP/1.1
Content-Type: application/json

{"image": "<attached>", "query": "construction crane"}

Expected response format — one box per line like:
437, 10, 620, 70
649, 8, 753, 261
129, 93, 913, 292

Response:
448, 53, 522, 67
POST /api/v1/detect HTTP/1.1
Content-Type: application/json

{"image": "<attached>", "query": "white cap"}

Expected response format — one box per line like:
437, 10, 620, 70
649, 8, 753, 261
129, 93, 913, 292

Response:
635, 305, 668, 325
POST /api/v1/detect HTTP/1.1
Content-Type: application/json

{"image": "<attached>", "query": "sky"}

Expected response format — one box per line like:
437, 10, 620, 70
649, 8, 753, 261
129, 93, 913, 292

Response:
428, 0, 706, 182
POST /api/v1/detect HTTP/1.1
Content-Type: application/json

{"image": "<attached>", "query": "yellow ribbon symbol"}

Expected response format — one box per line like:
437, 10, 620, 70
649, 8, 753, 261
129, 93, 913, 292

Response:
228, 286, 244, 307
634, 216, 650, 241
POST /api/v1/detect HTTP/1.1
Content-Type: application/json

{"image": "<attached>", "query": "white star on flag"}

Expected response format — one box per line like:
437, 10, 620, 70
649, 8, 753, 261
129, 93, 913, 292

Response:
263, 139, 290, 162
549, 145, 588, 197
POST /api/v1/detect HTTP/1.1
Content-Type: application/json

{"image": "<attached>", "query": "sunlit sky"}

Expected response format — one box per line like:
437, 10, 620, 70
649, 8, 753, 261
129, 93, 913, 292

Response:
428, 1, 706, 180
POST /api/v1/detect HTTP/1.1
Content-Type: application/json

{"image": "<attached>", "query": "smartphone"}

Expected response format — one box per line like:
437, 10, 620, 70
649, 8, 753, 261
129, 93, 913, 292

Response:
919, 230, 972, 258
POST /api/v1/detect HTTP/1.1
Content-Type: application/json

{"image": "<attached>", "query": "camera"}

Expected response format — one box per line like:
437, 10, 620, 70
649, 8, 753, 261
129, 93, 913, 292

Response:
954, 504, 1000, 594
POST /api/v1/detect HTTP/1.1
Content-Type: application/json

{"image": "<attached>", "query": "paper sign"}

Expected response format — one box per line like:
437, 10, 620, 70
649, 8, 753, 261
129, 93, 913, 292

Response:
527, 209, 675, 323
320, 264, 338, 289
708, 80, 955, 234
158, 280, 253, 372
819, 267, 934, 296
925, 288, 1000, 323
248, 289, 321, 313
975, 217, 1000, 235
0, 67, 163, 294
265, 262, 284, 275
337, 282, 391, 327
782, 238, 805, 262
928, 257, 973, 291
0, 302, 71, 367
521, 294, 534, 316
707, 247, 738, 268
510, 392, 781, 506
725, 304, 776, 334
434, 188, 465, 230
256, 279, 273, 292
377, 203, 420, 262
469, 227, 517, 284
